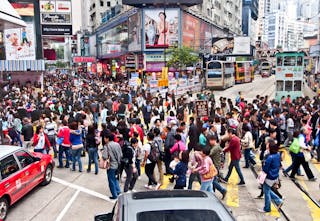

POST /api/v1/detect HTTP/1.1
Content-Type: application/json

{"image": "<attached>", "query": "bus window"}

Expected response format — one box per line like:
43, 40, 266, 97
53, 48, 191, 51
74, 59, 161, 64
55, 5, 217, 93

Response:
276, 81, 284, 91
297, 56, 303, 66
208, 62, 222, 69
285, 81, 292, 91
284, 56, 296, 66
294, 81, 302, 91
277, 57, 282, 66
207, 71, 222, 78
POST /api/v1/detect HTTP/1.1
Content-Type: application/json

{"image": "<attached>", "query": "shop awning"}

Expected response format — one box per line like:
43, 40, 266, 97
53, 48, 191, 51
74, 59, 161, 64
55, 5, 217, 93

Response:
0, 0, 26, 30
0, 60, 45, 72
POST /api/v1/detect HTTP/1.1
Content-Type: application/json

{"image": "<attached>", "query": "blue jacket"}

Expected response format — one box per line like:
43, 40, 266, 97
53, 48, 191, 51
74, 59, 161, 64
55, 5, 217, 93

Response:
69, 130, 83, 145
173, 162, 188, 187
263, 153, 281, 180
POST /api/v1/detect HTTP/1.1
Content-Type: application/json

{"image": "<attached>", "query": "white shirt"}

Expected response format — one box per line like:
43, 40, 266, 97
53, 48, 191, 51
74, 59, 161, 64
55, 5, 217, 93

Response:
143, 143, 152, 164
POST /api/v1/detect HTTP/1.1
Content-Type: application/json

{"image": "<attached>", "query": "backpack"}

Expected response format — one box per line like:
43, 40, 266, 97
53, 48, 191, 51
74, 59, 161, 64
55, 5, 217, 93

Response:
148, 141, 160, 163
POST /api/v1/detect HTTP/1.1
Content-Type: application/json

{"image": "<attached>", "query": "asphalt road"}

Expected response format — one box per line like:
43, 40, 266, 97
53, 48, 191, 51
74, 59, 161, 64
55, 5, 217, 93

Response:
7, 75, 320, 221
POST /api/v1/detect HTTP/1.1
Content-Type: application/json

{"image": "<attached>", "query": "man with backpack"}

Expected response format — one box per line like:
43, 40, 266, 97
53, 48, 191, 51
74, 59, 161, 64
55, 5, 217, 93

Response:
142, 132, 161, 190
122, 138, 139, 192
153, 128, 165, 185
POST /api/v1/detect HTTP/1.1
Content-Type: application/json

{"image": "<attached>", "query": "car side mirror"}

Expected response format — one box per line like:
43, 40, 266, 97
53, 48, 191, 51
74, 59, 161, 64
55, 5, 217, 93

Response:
94, 213, 113, 221
34, 157, 41, 162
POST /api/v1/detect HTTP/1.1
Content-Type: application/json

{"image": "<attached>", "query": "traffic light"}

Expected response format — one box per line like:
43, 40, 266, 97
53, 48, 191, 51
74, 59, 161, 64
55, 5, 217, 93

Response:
7, 73, 11, 81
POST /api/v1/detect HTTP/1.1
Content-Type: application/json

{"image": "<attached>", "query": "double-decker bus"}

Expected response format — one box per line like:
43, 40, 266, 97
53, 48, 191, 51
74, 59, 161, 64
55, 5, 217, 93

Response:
259, 61, 272, 77
206, 60, 235, 89
235, 61, 254, 84
275, 52, 304, 101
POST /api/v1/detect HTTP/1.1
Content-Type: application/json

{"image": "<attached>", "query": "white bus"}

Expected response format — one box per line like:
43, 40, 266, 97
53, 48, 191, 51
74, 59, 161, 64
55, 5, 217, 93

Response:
206, 60, 235, 89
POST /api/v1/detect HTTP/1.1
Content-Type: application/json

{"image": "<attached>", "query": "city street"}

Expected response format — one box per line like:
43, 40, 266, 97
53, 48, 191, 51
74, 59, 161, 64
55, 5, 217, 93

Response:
6, 76, 320, 221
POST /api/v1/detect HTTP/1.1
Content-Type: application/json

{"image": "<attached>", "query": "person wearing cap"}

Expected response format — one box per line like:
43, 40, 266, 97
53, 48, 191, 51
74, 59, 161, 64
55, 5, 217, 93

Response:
208, 135, 227, 199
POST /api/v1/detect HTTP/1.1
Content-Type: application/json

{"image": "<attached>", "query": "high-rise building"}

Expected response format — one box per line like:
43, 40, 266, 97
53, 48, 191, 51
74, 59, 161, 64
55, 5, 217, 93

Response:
242, 0, 259, 44
190, 0, 243, 35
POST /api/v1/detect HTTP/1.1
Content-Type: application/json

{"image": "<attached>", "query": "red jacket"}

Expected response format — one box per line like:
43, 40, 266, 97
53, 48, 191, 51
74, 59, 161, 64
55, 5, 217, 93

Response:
33, 133, 51, 149
57, 126, 71, 147
129, 125, 144, 142
224, 136, 241, 161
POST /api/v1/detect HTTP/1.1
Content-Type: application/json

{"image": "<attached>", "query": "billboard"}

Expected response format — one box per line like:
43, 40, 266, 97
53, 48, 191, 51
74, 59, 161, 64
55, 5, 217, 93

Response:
200, 21, 212, 53
128, 13, 141, 51
123, 0, 203, 7
41, 13, 71, 24
182, 13, 200, 51
144, 8, 179, 49
212, 36, 251, 55
11, 3, 34, 16
41, 25, 72, 35
40, 0, 72, 35
4, 23, 36, 60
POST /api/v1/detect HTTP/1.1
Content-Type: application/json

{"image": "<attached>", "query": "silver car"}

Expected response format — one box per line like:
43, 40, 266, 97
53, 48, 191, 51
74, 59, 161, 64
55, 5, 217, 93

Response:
95, 190, 235, 221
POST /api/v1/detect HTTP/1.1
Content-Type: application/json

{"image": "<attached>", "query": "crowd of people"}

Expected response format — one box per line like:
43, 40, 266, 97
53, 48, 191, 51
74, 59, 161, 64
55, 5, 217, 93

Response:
0, 72, 319, 213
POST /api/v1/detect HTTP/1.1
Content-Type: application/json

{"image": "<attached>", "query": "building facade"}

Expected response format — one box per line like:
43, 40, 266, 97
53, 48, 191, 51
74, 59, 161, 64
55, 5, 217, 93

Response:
242, 0, 259, 44
190, 0, 243, 35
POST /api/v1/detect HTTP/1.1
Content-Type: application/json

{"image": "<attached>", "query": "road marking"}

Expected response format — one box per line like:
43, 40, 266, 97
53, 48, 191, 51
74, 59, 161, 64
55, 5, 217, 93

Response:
55, 190, 80, 221
52, 177, 115, 203
225, 156, 239, 207
283, 151, 320, 220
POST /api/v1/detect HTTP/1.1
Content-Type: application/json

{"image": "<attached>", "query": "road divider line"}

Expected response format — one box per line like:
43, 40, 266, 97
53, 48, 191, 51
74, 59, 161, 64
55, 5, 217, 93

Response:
55, 190, 80, 221
52, 177, 114, 203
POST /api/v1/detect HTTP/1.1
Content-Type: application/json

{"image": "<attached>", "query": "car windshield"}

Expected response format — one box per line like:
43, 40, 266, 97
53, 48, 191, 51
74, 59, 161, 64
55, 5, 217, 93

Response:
137, 210, 223, 221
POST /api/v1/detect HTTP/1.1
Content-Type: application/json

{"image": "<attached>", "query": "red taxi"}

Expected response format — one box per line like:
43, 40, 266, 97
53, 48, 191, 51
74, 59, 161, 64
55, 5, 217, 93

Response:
0, 146, 55, 220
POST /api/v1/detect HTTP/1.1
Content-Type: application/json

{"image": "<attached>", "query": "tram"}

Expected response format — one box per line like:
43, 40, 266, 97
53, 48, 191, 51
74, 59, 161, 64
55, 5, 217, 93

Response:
206, 60, 235, 89
234, 61, 254, 84
275, 51, 304, 101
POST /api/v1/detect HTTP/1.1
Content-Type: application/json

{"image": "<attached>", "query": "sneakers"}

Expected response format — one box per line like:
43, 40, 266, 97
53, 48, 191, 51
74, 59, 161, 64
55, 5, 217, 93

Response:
257, 208, 267, 213
144, 184, 153, 189
237, 181, 246, 186
309, 177, 317, 182
221, 191, 227, 200
155, 183, 161, 190
220, 177, 228, 184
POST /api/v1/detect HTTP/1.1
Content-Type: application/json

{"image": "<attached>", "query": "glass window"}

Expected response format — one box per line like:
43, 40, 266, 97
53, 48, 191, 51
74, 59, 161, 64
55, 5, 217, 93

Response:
15, 151, 34, 168
0, 155, 19, 180
277, 57, 282, 66
207, 71, 222, 78
283, 56, 296, 66
137, 210, 222, 221
294, 81, 302, 91
297, 56, 303, 66
276, 81, 284, 91
207, 62, 222, 69
285, 81, 292, 91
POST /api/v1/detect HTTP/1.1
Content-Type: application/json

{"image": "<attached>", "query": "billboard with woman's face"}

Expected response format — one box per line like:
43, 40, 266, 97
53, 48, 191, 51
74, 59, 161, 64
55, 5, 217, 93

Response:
144, 8, 179, 49
128, 12, 141, 51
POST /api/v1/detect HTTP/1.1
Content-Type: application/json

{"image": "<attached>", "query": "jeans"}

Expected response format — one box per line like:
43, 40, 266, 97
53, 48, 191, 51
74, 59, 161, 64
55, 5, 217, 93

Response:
124, 166, 138, 192
87, 148, 98, 174
212, 176, 226, 194
47, 135, 57, 157
34, 148, 46, 154
107, 168, 121, 198
188, 172, 201, 190
252, 130, 259, 149
58, 145, 70, 168
263, 182, 283, 212
225, 160, 245, 183
200, 180, 213, 192
284, 152, 301, 175
135, 159, 141, 176
244, 148, 256, 168
145, 162, 157, 186
11, 131, 23, 147
71, 148, 83, 172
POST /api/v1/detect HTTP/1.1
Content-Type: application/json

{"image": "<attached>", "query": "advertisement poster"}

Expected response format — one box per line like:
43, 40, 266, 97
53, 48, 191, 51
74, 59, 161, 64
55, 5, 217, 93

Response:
200, 21, 212, 53
233, 37, 251, 55
4, 23, 36, 60
11, 3, 34, 16
55, 1, 71, 13
128, 13, 141, 51
196, 100, 209, 117
40, 1, 56, 13
41, 13, 71, 24
144, 8, 179, 48
182, 13, 200, 50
